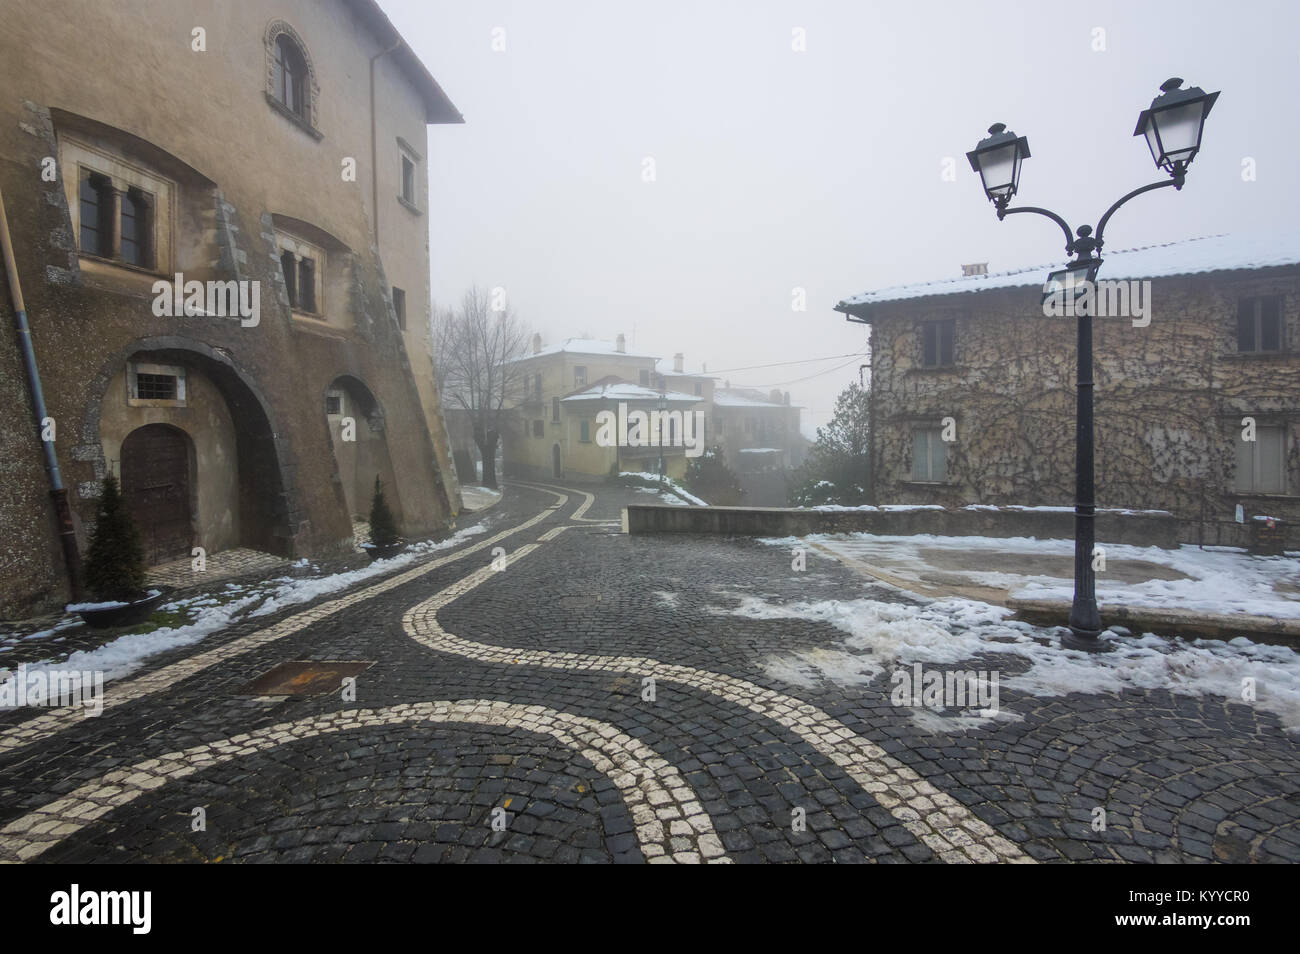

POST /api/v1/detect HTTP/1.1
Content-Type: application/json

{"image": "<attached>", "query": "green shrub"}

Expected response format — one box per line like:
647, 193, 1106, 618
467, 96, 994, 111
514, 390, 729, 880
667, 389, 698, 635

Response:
369, 475, 400, 549
82, 474, 147, 602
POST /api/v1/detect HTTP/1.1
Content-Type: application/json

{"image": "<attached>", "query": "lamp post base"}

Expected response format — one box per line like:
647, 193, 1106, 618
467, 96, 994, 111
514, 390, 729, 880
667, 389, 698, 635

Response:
1061, 627, 1114, 653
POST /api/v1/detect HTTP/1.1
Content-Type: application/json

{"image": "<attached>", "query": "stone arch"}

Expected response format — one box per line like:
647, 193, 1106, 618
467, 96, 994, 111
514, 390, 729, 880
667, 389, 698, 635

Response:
324, 374, 400, 526
82, 336, 295, 558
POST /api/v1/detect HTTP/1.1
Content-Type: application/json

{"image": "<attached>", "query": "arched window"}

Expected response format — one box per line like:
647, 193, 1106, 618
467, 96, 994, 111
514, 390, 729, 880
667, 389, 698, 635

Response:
272, 34, 308, 119
264, 21, 320, 137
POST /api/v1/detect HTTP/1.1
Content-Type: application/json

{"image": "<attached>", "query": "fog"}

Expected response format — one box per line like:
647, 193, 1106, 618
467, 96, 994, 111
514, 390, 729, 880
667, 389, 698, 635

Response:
382, 0, 1298, 435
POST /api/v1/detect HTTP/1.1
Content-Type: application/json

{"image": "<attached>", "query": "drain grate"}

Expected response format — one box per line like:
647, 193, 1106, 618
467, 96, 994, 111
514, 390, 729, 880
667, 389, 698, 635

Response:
239, 660, 374, 696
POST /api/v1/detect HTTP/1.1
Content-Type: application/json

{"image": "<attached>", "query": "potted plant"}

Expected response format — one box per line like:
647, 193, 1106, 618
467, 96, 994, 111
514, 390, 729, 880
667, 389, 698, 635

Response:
70, 475, 168, 628
363, 475, 404, 561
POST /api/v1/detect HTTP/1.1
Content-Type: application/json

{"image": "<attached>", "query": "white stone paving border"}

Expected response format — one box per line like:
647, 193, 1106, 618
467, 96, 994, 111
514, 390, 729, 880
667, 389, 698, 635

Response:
403, 528, 1033, 864
0, 486, 571, 756
0, 700, 728, 864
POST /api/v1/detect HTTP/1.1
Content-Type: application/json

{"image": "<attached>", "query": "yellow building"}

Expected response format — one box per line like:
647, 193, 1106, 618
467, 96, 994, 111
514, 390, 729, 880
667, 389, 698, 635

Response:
504, 336, 702, 481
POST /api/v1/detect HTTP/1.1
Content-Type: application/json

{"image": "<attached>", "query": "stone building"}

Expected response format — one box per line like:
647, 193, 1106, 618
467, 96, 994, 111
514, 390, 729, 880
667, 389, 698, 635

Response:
835, 232, 1300, 547
0, 0, 463, 614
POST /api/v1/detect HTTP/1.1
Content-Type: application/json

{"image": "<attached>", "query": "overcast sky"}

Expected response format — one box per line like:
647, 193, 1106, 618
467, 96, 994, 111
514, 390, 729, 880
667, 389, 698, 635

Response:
381, 0, 1297, 435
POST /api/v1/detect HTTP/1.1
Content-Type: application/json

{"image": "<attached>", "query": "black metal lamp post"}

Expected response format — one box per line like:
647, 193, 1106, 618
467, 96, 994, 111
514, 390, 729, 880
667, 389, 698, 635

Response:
966, 78, 1219, 647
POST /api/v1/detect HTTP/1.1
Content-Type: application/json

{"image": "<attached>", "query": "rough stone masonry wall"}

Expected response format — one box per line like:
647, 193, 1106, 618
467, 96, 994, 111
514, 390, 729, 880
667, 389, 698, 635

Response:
869, 269, 1300, 547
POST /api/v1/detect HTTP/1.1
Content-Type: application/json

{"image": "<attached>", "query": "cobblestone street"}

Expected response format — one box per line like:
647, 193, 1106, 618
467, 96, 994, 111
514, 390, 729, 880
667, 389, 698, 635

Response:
1, 482, 1297, 864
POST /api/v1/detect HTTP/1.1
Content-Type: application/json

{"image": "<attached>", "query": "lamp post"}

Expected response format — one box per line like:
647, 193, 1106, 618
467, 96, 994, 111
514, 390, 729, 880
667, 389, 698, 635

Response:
658, 391, 667, 482
965, 78, 1219, 647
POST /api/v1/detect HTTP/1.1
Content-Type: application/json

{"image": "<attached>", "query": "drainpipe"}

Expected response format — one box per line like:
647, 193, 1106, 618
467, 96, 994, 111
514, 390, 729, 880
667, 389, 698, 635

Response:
0, 186, 82, 598
369, 37, 403, 241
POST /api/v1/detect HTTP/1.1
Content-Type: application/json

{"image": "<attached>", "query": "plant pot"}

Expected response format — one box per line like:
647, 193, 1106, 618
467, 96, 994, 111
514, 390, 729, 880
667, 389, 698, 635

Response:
72, 587, 171, 630
364, 542, 406, 562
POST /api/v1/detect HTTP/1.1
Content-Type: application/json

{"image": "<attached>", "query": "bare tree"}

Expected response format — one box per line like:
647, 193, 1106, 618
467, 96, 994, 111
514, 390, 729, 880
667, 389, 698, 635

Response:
431, 286, 530, 489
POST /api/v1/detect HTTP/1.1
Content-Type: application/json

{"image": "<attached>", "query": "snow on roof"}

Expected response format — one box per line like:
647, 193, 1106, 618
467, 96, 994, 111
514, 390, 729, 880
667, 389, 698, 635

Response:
561, 379, 699, 403
712, 391, 789, 409
836, 230, 1300, 316
739, 447, 782, 453
655, 357, 714, 378
516, 338, 659, 361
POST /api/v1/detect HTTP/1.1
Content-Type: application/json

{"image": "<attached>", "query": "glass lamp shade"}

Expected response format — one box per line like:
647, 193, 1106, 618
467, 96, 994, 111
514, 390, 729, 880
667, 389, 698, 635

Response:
1042, 260, 1102, 307
966, 123, 1030, 202
1133, 78, 1219, 174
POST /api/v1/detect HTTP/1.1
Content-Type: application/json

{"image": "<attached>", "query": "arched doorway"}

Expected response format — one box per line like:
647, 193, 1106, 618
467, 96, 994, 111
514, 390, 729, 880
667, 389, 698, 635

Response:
121, 424, 194, 564
552, 443, 562, 478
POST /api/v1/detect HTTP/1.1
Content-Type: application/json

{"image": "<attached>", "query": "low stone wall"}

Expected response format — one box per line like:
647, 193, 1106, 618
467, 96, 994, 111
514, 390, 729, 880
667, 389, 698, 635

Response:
625, 504, 1182, 548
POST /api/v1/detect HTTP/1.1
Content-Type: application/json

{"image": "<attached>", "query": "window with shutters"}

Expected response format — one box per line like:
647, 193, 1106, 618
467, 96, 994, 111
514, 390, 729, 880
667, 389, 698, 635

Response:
1237, 297, 1284, 353
921, 319, 956, 368
1236, 424, 1286, 494
912, 427, 948, 482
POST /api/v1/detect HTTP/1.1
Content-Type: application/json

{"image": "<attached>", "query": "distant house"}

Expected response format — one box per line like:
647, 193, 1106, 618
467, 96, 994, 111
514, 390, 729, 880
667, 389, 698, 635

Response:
499, 336, 805, 494
835, 232, 1300, 546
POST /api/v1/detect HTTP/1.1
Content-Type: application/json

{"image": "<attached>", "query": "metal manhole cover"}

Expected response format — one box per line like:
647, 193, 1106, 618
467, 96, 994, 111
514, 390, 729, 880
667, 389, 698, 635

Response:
239, 660, 374, 696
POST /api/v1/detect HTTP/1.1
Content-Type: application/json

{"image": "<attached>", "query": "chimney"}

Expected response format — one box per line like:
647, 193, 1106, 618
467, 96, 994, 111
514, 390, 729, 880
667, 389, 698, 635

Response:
961, 262, 988, 277
770, 389, 782, 404
783, 391, 790, 405
673, 352, 684, 373
615, 333, 626, 353
531, 332, 542, 355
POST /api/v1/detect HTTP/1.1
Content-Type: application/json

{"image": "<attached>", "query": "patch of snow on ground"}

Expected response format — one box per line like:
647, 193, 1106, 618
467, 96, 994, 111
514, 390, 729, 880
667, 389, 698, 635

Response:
720, 584, 1300, 732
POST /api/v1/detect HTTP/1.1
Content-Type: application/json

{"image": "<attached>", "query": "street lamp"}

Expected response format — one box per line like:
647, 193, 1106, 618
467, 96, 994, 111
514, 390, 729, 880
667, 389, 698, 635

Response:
657, 391, 667, 482
966, 77, 1219, 648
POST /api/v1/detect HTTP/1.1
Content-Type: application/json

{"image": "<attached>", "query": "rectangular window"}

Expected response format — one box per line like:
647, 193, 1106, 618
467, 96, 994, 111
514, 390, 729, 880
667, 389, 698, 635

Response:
325, 392, 343, 416
1237, 297, 1283, 353
1236, 424, 1286, 493
135, 373, 177, 401
534, 373, 542, 398
280, 250, 298, 308
574, 366, 587, 387
401, 154, 416, 204
78, 171, 106, 256
532, 420, 544, 438
921, 319, 956, 368
298, 257, 317, 313
694, 382, 702, 396
119, 188, 152, 267
392, 287, 407, 330
580, 420, 591, 443
913, 428, 948, 482
552, 397, 560, 422
639, 369, 650, 387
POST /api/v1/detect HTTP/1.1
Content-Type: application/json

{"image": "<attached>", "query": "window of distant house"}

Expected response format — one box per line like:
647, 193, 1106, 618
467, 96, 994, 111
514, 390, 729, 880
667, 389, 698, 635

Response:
921, 318, 955, 368
639, 369, 650, 387
533, 373, 542, 398
533, 419, 544, 438
552, 397, 560, 422
574, 366, 587, 387
392, 287, 407, 330
1237, 297, 1284, 353
913, 427, 948, 482
580, 419, 591, 443
694, 381, 702, 396
325, 391, 344, 416
1236, 424, 1286, 494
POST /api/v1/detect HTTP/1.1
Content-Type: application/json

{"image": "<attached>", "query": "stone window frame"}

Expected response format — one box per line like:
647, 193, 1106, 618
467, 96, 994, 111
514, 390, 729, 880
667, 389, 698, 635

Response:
274, 230, 327, 320
264, 20, 323, 141
60, 135, 175, 275
397, 136, 422, 214
127, 361, 187, 408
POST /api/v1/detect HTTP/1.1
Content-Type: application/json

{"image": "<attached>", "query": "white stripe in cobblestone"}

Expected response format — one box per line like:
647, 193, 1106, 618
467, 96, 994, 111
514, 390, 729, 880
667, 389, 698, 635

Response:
0, 700, 727, 864
0, 489, 571, 756
403, 534, 1033, 864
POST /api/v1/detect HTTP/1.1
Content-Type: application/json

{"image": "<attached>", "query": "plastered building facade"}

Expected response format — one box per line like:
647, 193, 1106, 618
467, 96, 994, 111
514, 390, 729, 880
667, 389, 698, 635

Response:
0, 0, 462, 614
